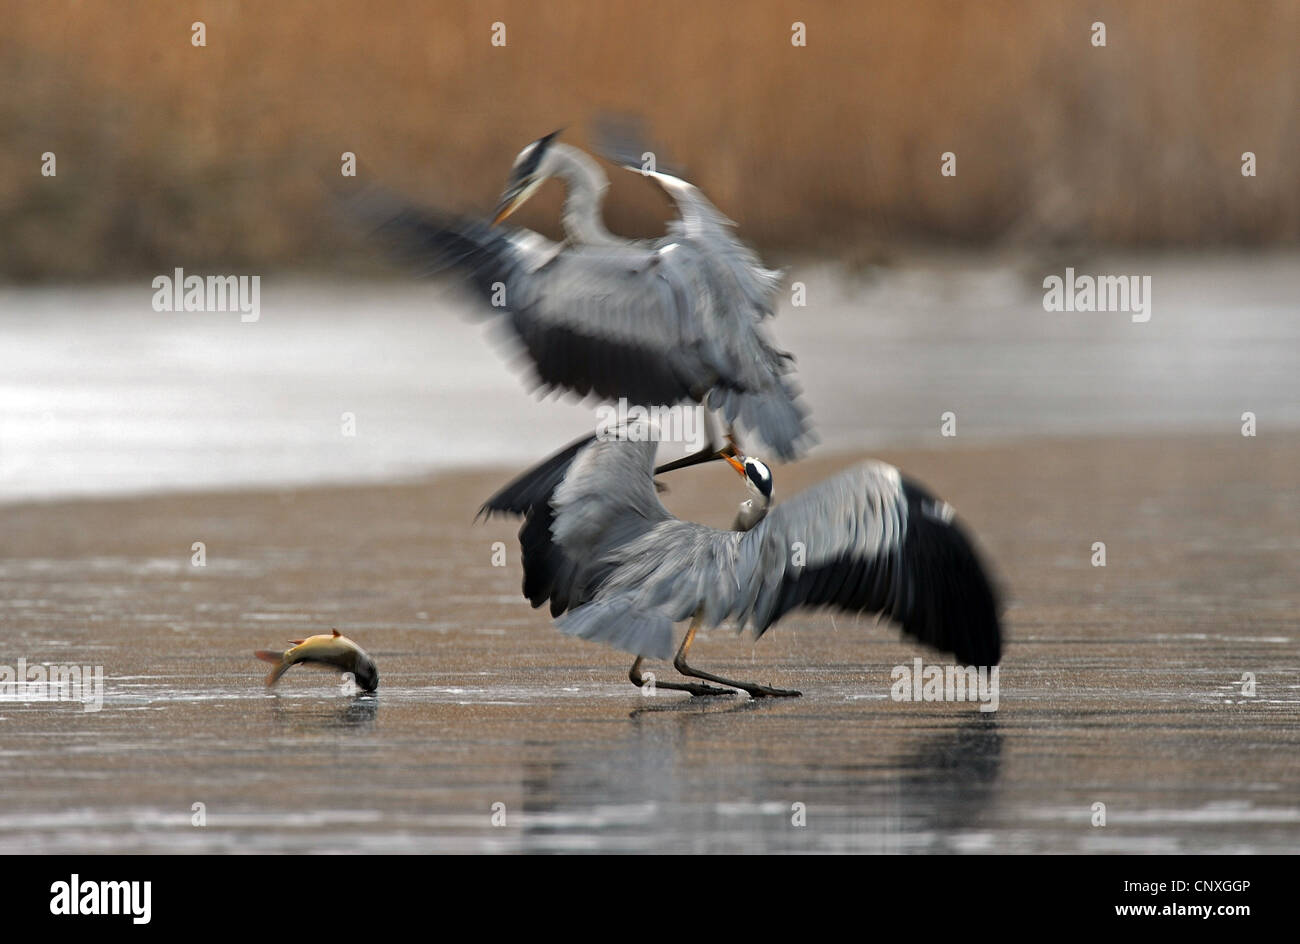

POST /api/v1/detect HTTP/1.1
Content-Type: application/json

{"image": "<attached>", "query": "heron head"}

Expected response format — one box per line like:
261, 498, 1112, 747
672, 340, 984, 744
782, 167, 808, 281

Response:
493, 129, 564, 225
722, 450, 773, 502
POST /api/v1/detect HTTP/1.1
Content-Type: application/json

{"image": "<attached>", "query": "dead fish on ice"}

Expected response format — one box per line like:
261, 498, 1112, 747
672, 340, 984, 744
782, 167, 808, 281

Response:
254, 630, 379, 692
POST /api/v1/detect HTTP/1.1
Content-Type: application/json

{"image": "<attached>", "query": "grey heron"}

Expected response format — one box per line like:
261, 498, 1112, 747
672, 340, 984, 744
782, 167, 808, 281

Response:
480, 426, 1003, 698
370, 130, 812, 466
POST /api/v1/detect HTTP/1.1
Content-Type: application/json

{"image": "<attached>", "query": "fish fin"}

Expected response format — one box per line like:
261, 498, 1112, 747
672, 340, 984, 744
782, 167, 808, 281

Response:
332, 629, 341, 637
255, 649, 292, 687
263, 662, 292, 687
288, 639, 305, 645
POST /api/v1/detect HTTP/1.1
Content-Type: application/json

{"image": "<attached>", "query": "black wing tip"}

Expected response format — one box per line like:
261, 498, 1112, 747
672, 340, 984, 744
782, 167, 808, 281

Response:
899, 478, 1004, 667
348, 193, 517, 287
478, 431, 600, 517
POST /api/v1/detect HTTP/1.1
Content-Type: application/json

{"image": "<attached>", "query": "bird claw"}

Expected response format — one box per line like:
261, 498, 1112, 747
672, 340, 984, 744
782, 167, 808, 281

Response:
744, 685, 802, 698
687, 683, 737, 697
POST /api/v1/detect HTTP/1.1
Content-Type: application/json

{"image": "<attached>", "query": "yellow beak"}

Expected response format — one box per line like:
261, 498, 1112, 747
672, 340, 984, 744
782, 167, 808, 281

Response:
492, 199, 519, 227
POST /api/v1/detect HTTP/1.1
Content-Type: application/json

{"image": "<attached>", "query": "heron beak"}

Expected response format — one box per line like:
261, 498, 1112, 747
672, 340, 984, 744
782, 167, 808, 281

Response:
492, 195, 522, 227
493, 175, 543, 226
652, 441, 738, 476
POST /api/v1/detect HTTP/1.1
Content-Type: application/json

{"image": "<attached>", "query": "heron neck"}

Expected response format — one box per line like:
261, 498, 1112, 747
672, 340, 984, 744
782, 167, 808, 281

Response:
734, 496, 771, 532
549, 143, 618, 246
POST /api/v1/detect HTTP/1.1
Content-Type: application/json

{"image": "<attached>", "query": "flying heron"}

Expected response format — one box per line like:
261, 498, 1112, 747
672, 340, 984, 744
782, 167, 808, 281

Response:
369, 130, 812, 469
480, 425, 1003, 698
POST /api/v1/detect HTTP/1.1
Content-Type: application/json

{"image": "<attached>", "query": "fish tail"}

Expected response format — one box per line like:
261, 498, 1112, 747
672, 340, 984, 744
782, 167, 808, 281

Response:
254, 650, 291, 687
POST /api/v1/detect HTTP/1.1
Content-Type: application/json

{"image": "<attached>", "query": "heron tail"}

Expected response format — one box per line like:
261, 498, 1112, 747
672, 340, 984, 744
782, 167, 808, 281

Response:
555, 597, 677, 662
710, 384, 814, 462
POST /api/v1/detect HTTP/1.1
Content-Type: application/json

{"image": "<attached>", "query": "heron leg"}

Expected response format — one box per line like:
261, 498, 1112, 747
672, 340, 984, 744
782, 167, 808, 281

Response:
629, 656, 734, 698
673, 617, 801, 698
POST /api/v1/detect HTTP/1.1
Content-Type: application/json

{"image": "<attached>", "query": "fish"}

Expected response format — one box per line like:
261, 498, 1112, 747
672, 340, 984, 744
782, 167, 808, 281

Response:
254, 630, 379, 692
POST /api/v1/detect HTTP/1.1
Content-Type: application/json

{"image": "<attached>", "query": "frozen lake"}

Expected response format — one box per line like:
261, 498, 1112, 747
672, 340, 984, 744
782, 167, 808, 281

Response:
2, 251, 1297, 502
0, 253, 1296, 854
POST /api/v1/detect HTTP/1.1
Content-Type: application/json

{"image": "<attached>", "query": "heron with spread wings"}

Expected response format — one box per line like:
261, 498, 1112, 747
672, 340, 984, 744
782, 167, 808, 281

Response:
480, 425, 1002, 698
372, 129, 812, 468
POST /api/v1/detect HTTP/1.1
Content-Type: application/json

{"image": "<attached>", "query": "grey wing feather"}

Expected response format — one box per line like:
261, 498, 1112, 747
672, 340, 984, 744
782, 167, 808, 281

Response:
517, 241, 721, 406
550, 435, 669, 553
744, 463, 1003, 666
741, 462, 910, 630
480, 433, 668, 627
364, 194, 811, 458
591, 123, 811, 458
565, 464, 906, 644
554, 457, 1001, 666
543, 434, 749, 658
523, 241, 807, 462
590, 117, 785, 316
628, 176, 809, 459
653, 172, 785, 318
631, 234, 809, 459
554, 597, 678, 662
361, 199, 711, 406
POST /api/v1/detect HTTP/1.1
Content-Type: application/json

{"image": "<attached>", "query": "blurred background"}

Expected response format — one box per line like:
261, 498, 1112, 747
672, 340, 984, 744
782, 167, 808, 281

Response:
3, 0, 1297, 281
0, 1, 1296, 501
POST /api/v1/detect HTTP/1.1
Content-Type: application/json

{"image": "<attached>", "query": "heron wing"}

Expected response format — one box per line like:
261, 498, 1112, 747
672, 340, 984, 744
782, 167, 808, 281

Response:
653, 172, 785, 316
538, 433, 743, 660
523, 240, 808, 458
517, 239, 726, 407
589, 117, 785, 317
556, 455, 1001, 666
357, 194, 563, 278
370, 203, 732, 407
595, 130, 810, 456
479, 433, 674, 640
743, 463, 1003, 666
367, 195, 811, 458
526, 236, 809, 459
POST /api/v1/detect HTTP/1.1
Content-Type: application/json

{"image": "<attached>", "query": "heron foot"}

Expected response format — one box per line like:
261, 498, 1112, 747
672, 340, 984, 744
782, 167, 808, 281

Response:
672, 655, 799, 700
629, 657, 736, 697
671, 620, 799, 699
640, 679, 735, 697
